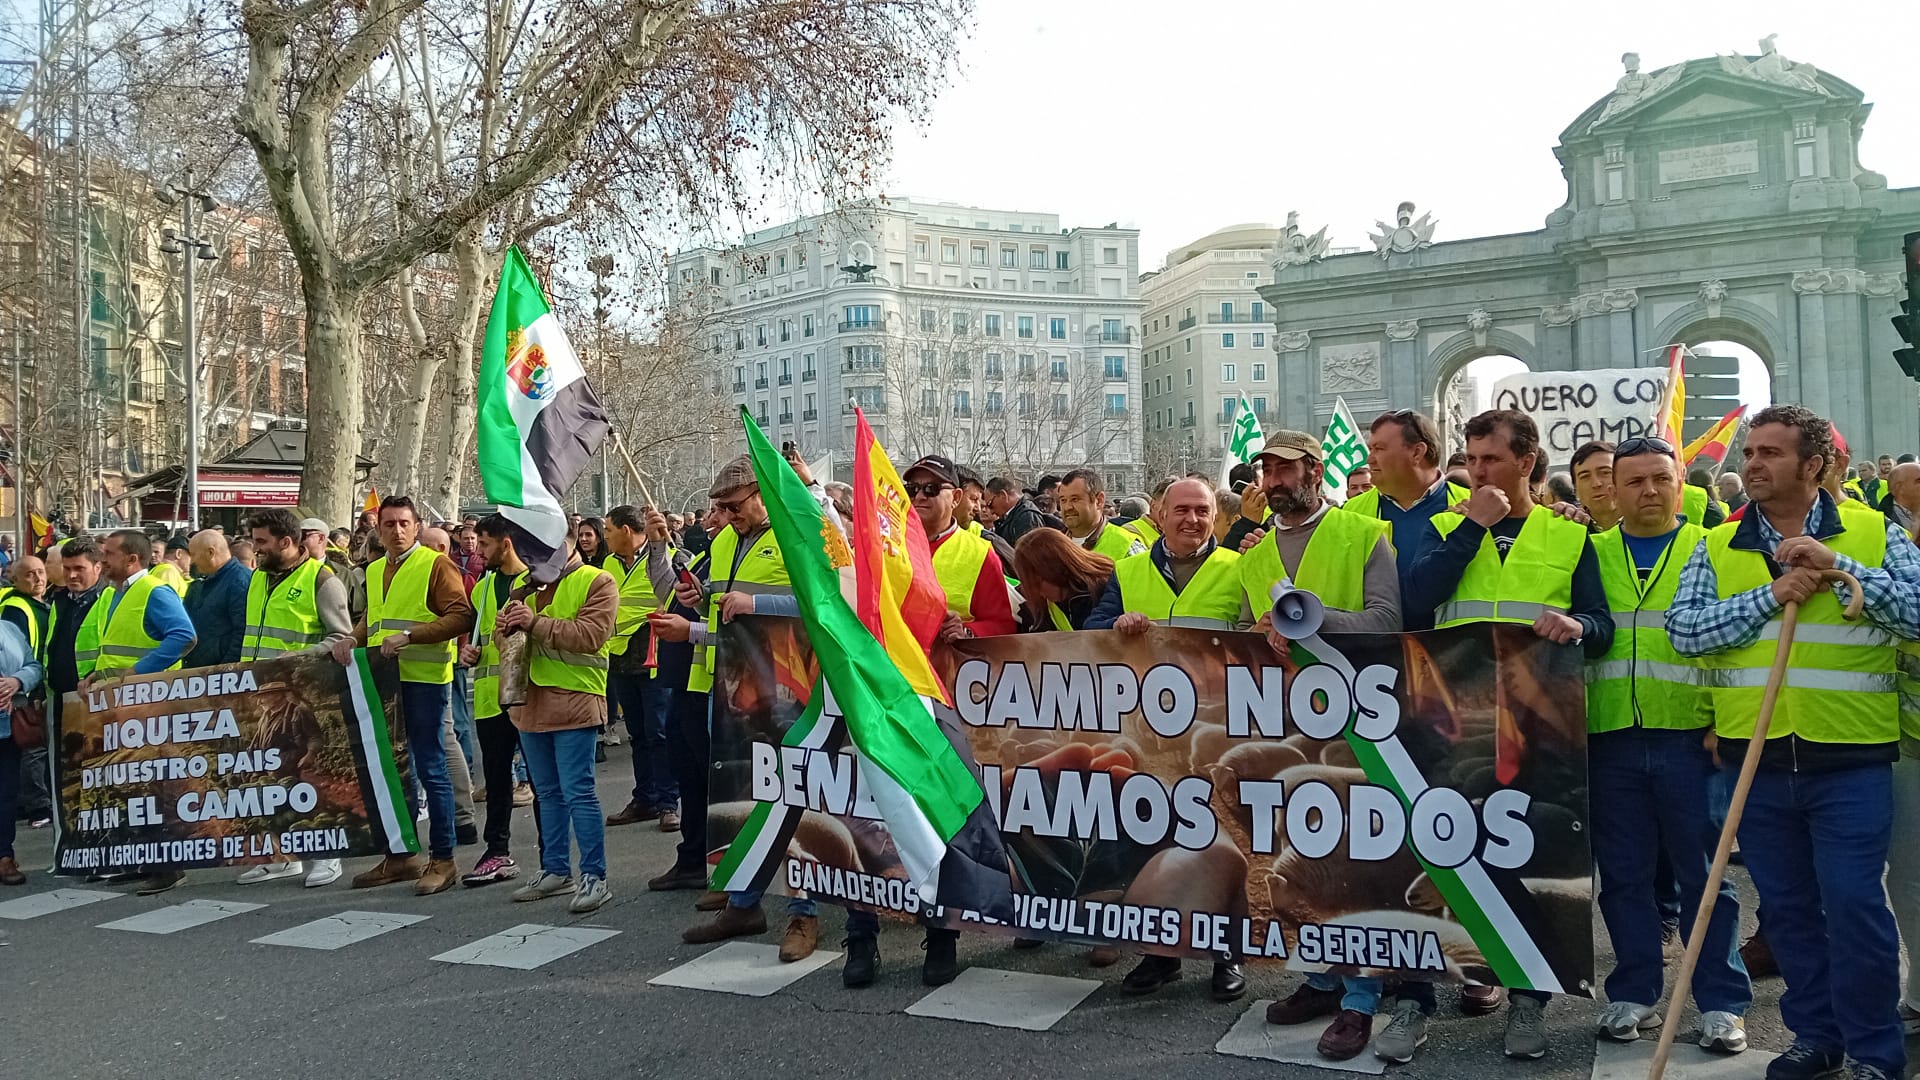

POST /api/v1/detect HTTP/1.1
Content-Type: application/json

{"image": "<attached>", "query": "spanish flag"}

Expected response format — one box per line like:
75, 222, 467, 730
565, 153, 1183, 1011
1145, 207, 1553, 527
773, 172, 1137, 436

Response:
1681, 405, 1746, 468
852, 408, 948, 703
362, 489, 379, 513
1653, 343, 1687, 445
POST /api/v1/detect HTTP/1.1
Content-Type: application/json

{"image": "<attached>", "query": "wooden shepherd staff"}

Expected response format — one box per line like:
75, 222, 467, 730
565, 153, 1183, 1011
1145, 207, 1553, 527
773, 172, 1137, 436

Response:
1644, 566, 1864, 1080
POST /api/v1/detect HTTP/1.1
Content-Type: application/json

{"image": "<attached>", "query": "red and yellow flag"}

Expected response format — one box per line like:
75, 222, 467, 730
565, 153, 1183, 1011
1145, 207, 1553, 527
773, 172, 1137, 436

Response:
362, 488, 380, 513
851, 409, 948, 703
1654, 344, 1687, 445
1681, 405, 1746, 467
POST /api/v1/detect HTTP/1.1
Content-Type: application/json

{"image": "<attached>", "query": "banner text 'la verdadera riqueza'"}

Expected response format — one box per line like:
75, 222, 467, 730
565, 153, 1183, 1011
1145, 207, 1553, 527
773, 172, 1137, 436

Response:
708, 619, 1592, 995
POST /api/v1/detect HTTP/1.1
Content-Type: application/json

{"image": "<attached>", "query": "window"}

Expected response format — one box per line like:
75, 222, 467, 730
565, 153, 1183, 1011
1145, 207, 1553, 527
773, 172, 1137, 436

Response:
757, 324, 767, 347
779, 397, 792, 422
778, 356, 791, 381
920, 348, 938, 375
1221, 302, 1234, 321
844, 344, 883, 370
1222, 333, 1236, 348
803, 353, 816, 380
1105, 392, 1127, 416
803, 314, 815, 337
950, 351, 971, 377
1102, 247, 1118, 266
1222, 363, 1237, 383
710, 267, 723, 285
1221, 398, 1238, 422
1253, 396, 1268, 418
985, 353, 1003, 378
971, 244, 988, 266
953, 390, 971, 416
953, 310, 968, 334
1019, 353, 1037, 376
1049, 317, 1067, 340
941, 240, 959, 263
1056, 250, 1071, 271
732, 365, 746, 392
779, 320, 790, 342
852, 386, 885, 412
1186, 368, 1194, 387
913, 236, 929, 259
1251, 301, 1264, 322
734, 329, 744, 350
1030, 247, 1048, 270
1252, 362, 1266, 381
1252, 333, 1265, 349
985, 390, 1003, 416
1185, 339, 1193, 354
1018, 391, 1036, 416
983, 313, 1001, 337
921, 307, 937, 332
777, 254, 787, 273
804, 393, 817, 420
1050, 356, 1068, 381
755, 361, 768, 388
1001, 246, 1017, 267
1052, 393, 1071, 418
921, 388, 939, 414
1102, 318, 1125, 343
1017, 315, 1034, 339
1103, 355, 1126, 380
843, 304, 878, 328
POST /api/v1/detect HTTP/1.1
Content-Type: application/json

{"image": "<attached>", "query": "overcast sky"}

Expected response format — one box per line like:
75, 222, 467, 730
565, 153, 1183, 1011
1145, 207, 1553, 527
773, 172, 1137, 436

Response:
878, 0, 1918, 271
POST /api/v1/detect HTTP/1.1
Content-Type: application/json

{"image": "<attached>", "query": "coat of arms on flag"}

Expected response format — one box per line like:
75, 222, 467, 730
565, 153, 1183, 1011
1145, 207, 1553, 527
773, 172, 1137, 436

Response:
505, 332, 555, 401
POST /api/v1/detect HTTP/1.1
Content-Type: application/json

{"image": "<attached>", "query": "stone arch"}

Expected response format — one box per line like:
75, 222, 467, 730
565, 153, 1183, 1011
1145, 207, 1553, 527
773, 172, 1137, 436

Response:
1424, 327, 1539, 414
1648, 298, 1787, 373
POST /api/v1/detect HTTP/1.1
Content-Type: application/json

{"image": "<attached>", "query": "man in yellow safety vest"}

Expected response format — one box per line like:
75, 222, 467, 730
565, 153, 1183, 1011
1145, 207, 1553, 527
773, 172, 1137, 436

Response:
601, 503, 680, 831
1669, 406, 1920, 1080
1057, 468, 1146, 562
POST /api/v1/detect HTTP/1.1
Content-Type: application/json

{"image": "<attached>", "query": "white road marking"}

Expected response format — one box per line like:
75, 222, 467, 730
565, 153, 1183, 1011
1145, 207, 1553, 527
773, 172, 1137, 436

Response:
906, 967, 1100, 1031
429, 923, 620, 970
1215, 999, 1387, 1075
252, 910, 430, 950
647, 941, 842, 997
0, 889, 122, 921
98, 899, 266, 935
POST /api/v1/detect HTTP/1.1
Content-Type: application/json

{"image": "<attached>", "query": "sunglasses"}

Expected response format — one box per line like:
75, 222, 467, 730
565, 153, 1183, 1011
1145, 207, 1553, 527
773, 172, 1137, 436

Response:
1614, 436, 1676, 459
903, 481, 950, 498
713, 489, 758, 514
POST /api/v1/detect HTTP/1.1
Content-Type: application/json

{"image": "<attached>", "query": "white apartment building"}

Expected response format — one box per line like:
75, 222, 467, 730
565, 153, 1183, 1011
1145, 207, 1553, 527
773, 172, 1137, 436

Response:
668, 198, 1145, 492
1140, 224, 1283, 479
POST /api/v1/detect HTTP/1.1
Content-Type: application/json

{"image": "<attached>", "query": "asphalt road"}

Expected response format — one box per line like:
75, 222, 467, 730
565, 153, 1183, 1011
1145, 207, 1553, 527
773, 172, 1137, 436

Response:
0, 754, 1858, 1080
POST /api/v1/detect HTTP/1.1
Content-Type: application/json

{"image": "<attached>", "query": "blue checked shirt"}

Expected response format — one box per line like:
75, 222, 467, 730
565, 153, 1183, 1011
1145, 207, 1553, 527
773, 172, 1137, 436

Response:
1666, 492, 1920, 656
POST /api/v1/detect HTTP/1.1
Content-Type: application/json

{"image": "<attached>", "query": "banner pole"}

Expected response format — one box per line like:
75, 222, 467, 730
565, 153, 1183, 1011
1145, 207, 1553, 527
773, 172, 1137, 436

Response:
1645, 568, 1862, 1080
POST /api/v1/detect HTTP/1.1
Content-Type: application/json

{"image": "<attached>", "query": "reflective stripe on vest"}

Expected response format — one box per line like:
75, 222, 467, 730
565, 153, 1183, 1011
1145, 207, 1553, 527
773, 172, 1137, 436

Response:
242, 558, 325, 662
1083, 522, 1144, 561
86, 574, 178, 674
470, 569, 525, 717
601, 552, 660, 656
1431, 506, 1587, 628
368, 546, 456, 684
527, 564, 613, 695
1344, 483, 1471, 546
1700, 518, 1896, 744
931, 528, 992, 622
1237, 506, 1388, 615
1585, 523, 1708, 733
1113, 546, 1242, 628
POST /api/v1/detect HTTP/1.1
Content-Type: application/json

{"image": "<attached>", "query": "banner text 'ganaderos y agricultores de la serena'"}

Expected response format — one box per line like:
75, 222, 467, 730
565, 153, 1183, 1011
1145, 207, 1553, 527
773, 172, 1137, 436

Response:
708, 620, 1592, 995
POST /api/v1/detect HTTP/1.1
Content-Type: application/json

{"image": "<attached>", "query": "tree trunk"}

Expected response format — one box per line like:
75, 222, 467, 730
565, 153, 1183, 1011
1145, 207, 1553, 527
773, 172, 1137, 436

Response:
298, 282, 367, 524
434, 230, 491, 513
384, 270, 440, 498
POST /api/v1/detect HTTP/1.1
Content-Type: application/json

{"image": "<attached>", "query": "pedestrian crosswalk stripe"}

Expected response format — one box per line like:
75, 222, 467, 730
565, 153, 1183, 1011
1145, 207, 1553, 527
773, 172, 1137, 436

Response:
648, 941, 842, 997
905, 967, 1100, 1031
0, 888, 121, 921
1215, 999, 1387, 1074
98, 898, 267, 934
252, 910, 430, 950
429, 923, 620, 970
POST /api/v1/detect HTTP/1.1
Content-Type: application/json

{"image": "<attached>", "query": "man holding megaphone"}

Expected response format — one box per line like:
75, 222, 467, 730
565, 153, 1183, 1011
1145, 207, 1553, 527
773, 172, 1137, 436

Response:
1230, 429, 1405, 1061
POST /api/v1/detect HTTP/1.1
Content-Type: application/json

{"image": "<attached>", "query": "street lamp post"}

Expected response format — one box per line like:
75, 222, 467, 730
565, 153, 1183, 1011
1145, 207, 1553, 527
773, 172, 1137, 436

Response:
156, 170, 220, 529
586, 254, 614, 511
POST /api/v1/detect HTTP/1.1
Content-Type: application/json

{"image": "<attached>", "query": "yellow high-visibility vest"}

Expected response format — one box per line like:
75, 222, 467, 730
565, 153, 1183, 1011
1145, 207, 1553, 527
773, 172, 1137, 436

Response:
1430, 506, 1588, 628
1113, 546, 1242, 629
528, 564, 613, 696
697, 524, 791, 694
1586, 523, 1708, 733
1238, 507, 1390, 615
241, 558, 325, 662
367, 545, 456, 684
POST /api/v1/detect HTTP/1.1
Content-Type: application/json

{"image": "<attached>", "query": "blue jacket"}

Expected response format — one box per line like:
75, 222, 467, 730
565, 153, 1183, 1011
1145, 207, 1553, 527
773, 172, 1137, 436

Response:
0, 618, 44, 739
184, 558, 254, 668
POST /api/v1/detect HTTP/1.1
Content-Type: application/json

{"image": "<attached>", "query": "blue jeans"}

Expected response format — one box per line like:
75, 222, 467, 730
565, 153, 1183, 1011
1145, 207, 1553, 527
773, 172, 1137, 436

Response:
610, 671, 676, 811
519, 727, 606, 880
1739, 764, 1903, 1073
1590, 728, 1749, 1014
730, 889, 817, 917
449, 666, 476, 770
1307, 973, 1383, 1014
399, 681, 456, 860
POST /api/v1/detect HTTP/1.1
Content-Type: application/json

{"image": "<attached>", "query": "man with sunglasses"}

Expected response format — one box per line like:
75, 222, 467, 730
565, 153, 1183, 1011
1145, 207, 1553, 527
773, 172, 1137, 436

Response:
1668, 406, 1920, 1080
1584, 437, 1750, 1052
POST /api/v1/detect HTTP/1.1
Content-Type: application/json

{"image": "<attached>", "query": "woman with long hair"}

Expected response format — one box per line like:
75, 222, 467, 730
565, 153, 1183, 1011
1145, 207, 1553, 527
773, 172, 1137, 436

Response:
1011, 528, 1114, 632
576, 517, 607, 567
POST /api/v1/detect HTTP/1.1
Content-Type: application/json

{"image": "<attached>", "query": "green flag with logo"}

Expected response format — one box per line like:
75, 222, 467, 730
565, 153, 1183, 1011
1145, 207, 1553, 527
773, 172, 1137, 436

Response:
1319, 395, 1368, 503
1222, 394, 1263, 486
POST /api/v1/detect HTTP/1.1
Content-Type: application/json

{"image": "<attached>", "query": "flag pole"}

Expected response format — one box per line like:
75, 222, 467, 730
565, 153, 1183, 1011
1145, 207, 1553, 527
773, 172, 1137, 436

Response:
608, 429, 659, 510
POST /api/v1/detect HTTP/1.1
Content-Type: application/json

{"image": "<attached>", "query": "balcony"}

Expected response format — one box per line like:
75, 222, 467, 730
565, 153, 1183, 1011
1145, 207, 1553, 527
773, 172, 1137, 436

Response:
1016, 328, 1034, 340
984, 404, 1003, 417
779, 412, 793, 424
754, 377, 768, 389
1089, 328, 1133, 344
731, 381, 746, 393
844, 361, 883, 373
1050, 370, 1069, 383
1179, 415, 1196, 428
1103, 369, 1126, 382
1104, 408, 1130, 419
778, 373, 792, 386
802, 370, 815, 382
953, 405, 972, 418
1205, 312, 1264, 324
844, 402, 886, 415
839, 320, 878, 334
802, 409, 817, 421
1177, 316, 1196, 331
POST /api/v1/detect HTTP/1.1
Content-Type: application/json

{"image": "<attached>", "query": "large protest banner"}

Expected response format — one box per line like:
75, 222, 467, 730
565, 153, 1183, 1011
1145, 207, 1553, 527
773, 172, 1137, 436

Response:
1490, 367, 1668, 463
708, 618, 1593, 994
54, 651, 417, 875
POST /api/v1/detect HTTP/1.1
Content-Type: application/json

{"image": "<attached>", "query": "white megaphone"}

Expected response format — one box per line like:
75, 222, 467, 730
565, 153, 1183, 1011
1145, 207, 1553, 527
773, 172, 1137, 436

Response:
1268, 579, 1326, 639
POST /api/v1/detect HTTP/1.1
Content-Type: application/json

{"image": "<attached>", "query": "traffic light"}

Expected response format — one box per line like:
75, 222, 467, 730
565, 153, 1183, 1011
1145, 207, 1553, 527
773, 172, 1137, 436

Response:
1896, 231, 1920, 380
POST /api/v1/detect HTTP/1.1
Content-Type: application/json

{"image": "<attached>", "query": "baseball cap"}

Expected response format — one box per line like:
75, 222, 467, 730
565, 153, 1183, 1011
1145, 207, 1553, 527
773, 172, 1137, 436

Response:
903, 454, 960, 488
709, 455, 758, 499
1258, 429, 1322, 462
298, 517, 329, 534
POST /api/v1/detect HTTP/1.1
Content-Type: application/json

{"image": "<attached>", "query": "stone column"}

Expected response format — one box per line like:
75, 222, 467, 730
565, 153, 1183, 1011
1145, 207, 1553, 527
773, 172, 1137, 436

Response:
1384, 320, 1422, 411
1275, 331, 1313, 430
1791, 271, 1832, 418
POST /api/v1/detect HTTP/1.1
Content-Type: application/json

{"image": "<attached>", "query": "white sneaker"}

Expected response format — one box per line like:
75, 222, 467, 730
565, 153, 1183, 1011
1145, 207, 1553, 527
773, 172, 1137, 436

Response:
1597, 1001, 1661, 1041
304, 859, 342, 888
1698, 1010, 1746, 1053
237, 862, 304, 885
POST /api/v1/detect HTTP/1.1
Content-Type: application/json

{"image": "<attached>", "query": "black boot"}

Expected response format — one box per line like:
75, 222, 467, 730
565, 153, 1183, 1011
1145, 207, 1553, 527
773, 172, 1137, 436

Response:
843, 936, 879, 988
921, 928, 960, 986
1121, 954, 1182, 995
1212, 960, 1247, 1001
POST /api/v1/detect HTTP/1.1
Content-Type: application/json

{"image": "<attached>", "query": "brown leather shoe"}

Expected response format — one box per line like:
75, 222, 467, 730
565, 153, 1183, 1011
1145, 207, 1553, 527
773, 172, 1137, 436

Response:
512, 783, 534, 807
1267, 982, 1343, 1025
778, 915, 819, 962
136, 870, 185, 896
351, 855, 424, 889
1087, 946, 1123, 968
605, 799, 659, 826
1459, 983, 1504, 1016
694, 890, 727, 912
0, 856, 25, 886
1317, 1010, 1374, 1061
683, 903, 766, 944
1740, 931, 1778, 979
658, 810, 682, 833
648, 864, 707, 891
416, 858, 459, 895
